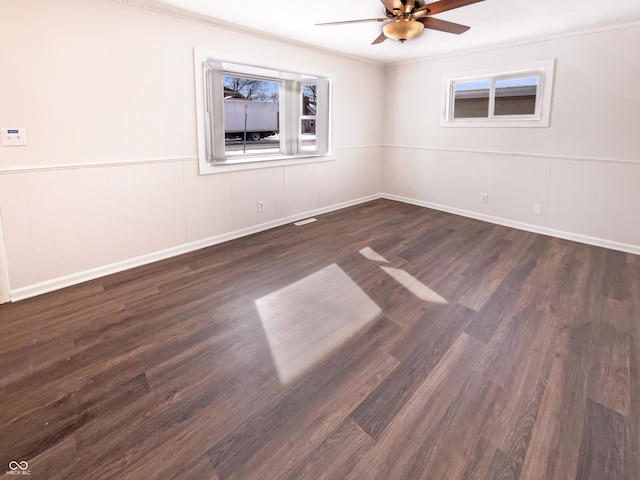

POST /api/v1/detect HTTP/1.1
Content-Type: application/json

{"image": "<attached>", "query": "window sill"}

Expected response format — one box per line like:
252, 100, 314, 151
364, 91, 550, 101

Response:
198, 152, 334, 175
440, 118, 549, 128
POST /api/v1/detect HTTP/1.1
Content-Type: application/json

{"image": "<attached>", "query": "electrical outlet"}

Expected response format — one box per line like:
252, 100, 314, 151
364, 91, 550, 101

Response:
533, 204, 543, 215
257, 200, 265, 213
480, 194, 488, 204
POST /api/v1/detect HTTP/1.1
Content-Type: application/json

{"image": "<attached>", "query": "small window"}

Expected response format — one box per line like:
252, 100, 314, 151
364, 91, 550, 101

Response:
196, 54, 332, 171
443, 59, 555, 127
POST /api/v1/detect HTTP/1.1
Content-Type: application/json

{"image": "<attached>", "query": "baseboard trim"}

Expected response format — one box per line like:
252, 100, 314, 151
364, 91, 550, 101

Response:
381, 193, 640, 256
9, 194, 379, 301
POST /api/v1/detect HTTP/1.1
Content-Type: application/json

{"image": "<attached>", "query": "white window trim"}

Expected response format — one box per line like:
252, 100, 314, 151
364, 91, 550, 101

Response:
194, 48, 334, 175
441, 59, 556, 128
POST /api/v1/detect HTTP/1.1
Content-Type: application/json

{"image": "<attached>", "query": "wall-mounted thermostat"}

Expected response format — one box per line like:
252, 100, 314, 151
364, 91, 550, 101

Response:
1, 128, 28, 146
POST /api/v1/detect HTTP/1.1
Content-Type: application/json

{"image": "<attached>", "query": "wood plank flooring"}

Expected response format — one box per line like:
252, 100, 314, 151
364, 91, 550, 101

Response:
1, 199, 638, 479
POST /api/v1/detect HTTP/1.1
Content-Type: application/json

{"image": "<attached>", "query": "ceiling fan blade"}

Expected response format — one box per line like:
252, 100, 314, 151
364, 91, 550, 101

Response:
421, 0, 485, 16
316, 17, 388, 26
380, 0, 404, 14
419, 17, 470, 34
372, 32, 388, 44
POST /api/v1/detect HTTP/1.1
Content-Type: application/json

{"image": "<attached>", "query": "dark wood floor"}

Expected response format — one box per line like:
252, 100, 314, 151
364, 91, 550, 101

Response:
1, 199, 638, 479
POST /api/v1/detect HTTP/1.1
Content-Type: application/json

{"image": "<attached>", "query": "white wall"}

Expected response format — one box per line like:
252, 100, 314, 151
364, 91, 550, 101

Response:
381, 25, 640, 254
0, 0, 384, 300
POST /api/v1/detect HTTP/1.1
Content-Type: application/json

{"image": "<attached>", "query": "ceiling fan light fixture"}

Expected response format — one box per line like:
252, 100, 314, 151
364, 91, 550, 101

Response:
383, 18, 424, 42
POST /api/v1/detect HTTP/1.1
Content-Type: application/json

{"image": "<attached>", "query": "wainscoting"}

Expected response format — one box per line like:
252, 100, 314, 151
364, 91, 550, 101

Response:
0, 147, 382, 301
382, 145, 640, 255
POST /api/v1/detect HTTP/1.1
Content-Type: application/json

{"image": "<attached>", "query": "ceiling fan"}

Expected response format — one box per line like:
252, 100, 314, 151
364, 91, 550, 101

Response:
317, 0, 484, 44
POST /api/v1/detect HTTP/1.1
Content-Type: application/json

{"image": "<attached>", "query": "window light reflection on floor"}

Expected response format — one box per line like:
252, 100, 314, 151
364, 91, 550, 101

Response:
255, 263, 382, 385
255, 247, 448, 384
380, 266, 449, 305
359, 246, 389, 263
361, 246, 449, 305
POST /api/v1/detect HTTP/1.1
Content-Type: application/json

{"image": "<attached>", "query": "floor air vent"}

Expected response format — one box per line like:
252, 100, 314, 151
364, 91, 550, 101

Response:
294, 218, 317, 226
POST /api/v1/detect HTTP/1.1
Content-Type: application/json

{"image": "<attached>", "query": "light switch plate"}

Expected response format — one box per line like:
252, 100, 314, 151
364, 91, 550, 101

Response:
1, 128, 28, 146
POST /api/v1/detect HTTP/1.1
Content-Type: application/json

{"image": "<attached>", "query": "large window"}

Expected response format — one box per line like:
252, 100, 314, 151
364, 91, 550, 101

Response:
195, 53, 331, 172
442, 59, 555, 127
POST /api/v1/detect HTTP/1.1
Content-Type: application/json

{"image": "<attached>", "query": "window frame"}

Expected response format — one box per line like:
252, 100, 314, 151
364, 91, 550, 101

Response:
441, 59, 555, 128
194, 49, 333, 174
300, 83, 319, 154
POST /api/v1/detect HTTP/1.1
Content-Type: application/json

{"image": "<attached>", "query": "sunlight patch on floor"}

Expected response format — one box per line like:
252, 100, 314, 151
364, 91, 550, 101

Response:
255, 263, 382, 384
359, 246, 388, 263
380, 266, 449, 304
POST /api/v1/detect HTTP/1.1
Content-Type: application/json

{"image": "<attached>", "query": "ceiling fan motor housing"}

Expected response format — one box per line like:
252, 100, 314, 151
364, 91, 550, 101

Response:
382, 1, 428, 42
383, 17, 425, 42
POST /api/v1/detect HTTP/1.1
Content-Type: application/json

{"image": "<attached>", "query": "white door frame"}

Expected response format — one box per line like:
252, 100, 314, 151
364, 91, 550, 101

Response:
0, 210, 11, 303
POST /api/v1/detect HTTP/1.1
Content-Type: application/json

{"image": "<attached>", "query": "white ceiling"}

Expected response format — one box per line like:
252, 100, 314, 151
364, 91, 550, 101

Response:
149, 0, 640, 64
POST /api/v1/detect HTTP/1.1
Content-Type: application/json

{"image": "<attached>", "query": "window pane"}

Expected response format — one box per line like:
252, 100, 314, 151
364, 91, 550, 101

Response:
223, 75, 280, 155
494, 76, 538, 116
301, 84, 317, 151
453, 80, 490, 119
